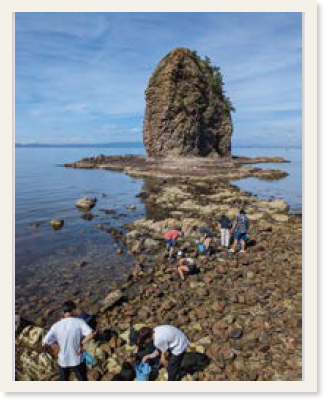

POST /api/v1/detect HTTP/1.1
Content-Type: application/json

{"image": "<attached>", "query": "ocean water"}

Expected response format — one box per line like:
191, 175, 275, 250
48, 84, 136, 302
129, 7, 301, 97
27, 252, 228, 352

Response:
15, 146, 302, 322
231, 147, 302, 213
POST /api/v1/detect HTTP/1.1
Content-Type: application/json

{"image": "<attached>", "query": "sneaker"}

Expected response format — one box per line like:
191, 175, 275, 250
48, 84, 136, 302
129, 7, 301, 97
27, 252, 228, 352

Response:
228, 249, 235, 253
239, 250, 246, 253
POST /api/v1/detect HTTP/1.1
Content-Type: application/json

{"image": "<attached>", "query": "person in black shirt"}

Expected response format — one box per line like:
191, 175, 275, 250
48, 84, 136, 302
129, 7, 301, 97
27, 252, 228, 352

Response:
199, 226, 214, 255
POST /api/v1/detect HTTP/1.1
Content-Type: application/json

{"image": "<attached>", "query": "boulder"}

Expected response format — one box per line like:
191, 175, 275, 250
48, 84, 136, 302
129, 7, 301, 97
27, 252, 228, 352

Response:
17, 326, 45, 347
49, 219, 64, 230
272, 214, 289, 222
76, 196, 97, 211
143, 238, 160, 250
100, 290, 124, 312
81, 213, 95, 221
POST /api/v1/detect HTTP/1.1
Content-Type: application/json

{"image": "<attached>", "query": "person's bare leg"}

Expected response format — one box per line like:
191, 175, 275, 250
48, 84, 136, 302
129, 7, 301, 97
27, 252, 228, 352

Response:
169, 247, 174, 258
204, 237, 212, 252
178, 266, 187, 280
232, 239, 238, 251
240, 239, 245, 252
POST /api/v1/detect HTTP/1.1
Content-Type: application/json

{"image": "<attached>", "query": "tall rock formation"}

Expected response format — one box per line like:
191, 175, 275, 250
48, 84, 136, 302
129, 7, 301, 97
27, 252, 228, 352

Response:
143, 48, 234, 158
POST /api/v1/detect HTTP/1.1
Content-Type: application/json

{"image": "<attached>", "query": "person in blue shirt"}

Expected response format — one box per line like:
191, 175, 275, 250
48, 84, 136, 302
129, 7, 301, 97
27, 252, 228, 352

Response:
229, 209, 249, 253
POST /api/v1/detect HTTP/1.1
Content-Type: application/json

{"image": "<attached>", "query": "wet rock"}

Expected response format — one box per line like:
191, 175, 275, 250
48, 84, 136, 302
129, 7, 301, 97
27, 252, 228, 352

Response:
100, 208, 117, 215
246, 271, 255, 279
49, 219, 64, 230
81, 213, 95, 220
74, 260, 87, 268
196, 288, 209, 297
229, 328, 243, 339
206, 344, 219, 359
30, 222, 41, 229
76, 196, 97, 210
212, 301, 225, 312
216, 265, 226, 275
88, 369, 102, 381
272, 214, 289, 222
143, 238, 160, 250
100, 290, 124, 312
189, 281, 206, 289
138, 309, 151, 320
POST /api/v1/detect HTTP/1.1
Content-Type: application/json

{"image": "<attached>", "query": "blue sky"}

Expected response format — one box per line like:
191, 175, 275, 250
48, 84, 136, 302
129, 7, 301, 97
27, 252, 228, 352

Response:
15, 12, 302, 147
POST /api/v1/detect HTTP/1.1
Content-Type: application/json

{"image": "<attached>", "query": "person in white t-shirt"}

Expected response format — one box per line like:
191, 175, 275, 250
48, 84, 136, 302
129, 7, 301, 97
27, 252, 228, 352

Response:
42, 300, 96, 381
137, 325, 189, 381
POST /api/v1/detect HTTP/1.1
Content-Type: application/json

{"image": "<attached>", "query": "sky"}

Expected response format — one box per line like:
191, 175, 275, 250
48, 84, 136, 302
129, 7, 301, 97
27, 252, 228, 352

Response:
15, 12, 302, 147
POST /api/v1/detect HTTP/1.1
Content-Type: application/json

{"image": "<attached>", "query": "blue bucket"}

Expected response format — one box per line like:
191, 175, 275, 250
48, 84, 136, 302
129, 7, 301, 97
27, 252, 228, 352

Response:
135, 362, 151, 381
83, 350, 95, 367
197, 243, 206, 253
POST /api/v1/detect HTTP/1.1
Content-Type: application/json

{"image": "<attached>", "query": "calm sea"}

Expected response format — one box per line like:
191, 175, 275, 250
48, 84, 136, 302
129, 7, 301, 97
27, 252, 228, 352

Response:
15, 146, 302, 321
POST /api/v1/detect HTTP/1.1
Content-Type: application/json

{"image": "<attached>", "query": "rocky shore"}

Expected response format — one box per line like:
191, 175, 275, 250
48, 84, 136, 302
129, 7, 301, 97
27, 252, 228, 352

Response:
15, 159, 301, 382
63, 154, 289, 182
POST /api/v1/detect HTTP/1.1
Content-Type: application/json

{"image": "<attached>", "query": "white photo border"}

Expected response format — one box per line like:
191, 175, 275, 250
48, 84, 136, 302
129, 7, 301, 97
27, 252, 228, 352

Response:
0, 0, 317, 393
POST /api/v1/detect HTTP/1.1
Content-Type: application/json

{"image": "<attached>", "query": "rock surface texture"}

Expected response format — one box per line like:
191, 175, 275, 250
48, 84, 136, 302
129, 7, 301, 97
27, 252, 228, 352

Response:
143, 48, 234, 158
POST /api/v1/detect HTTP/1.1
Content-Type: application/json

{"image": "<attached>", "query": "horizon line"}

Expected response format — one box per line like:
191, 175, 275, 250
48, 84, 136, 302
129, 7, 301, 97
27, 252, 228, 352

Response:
15, 142, 302, 149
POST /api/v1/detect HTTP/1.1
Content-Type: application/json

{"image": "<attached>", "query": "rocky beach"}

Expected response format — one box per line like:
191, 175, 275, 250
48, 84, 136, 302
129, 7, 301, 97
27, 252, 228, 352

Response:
15, 159, 302, 381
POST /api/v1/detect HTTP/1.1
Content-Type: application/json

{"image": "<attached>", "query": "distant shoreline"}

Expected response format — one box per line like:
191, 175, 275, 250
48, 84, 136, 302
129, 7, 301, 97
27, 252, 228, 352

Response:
15, 142, 144, 149
15, 143, 302, 149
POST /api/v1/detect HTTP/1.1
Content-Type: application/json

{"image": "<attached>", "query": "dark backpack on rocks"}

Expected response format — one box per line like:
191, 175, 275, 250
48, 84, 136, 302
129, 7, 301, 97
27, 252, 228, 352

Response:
180, 352, 210, 375
111, 362, 136, 381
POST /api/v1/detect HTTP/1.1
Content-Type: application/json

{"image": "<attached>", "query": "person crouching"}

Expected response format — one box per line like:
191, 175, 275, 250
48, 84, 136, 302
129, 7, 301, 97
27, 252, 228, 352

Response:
177, 250, 199, 281
138, 325, 189, 381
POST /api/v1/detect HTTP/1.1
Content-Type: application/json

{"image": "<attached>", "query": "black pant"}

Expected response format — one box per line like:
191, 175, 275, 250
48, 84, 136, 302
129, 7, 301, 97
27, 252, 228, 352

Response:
167, 352, 185, 381
59, 361, 88, 381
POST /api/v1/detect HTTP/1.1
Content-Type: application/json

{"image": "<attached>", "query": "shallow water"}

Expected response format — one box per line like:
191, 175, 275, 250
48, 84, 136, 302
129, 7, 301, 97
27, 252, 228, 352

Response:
232, 147, 302, 213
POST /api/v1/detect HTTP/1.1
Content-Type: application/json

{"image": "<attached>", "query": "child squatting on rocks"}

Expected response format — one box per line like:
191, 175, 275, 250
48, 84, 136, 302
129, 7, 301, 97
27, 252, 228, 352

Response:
177, 250, 199, 281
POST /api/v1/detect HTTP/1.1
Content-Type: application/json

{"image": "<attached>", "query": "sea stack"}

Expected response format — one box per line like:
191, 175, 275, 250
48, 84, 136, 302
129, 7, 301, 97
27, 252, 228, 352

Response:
143, 48, 234, 158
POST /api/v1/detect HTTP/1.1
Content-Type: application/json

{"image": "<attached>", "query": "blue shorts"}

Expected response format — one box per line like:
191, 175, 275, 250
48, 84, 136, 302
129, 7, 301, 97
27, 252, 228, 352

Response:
234, 231, 247, 241
165, 239, 176, 247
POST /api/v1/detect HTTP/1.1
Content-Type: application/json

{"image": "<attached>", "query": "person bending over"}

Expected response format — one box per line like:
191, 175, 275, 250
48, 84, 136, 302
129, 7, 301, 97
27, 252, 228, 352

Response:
138, 325, 189, 381
42, 300, 96, 381
199, 226, 214, 255
164, 227, 182, 260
